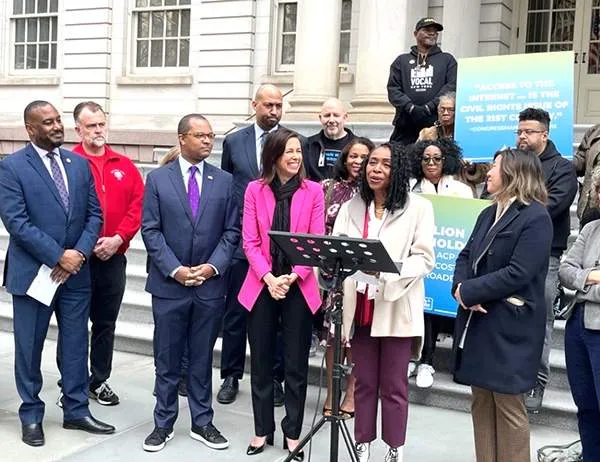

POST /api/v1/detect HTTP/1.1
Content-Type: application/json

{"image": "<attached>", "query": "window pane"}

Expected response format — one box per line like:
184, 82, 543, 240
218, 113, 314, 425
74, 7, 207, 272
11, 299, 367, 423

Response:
25, 0, 35, 14
51, 16, 57, 40
341, 0, 352, 30
39, 17, 49, 41
165, 0, 177, 5
179, 0, 191, 4
151, 12, 164, 38
136, 40, 149, 66
13, 0, 23, 15
150, 0, 162, 5
136, 0, 148, 6
27, 18, 38, 41
26, 44, 37, 69
525, 44, 547, 53
138, 12, 150, 38
283, 3, 297, 33
166, 10, 179, 37
49, 0, 57, 12
165, 39, 177, 66
180, 9, 190, 36
528, 0, 550, 9
150, 39, 163, 66
551, 10, 574, 42
38, 0, 48, 13
179, 38, 189, 66
15, 44, 25, 69
15, 18, 26, 42
339, 31, 350, 64
591, 8, 600, 41
588, 42, 599, 74
50, 42, 56, 68
39, 43, 49, 68
526, 12, 549, 43
549, 42, 571, 50
281, 34, 295, 64
553, 0, 575, 8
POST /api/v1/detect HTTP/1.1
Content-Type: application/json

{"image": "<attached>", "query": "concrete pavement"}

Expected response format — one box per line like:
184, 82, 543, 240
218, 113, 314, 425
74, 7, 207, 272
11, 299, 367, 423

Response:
0, 331, 578, 461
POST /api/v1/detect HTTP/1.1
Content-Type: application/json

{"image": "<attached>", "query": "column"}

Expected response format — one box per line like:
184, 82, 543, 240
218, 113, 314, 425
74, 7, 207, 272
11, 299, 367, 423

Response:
442, 0, 481, 58
350, 0, 428, 120
286, 0, 342, 118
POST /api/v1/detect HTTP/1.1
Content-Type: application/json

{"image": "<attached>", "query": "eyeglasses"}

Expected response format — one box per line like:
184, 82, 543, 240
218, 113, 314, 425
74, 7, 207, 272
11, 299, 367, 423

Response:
514, 129, 545, 136
439, 107, 455, 114
422, 156, 444, 165
185, 132, 215, 140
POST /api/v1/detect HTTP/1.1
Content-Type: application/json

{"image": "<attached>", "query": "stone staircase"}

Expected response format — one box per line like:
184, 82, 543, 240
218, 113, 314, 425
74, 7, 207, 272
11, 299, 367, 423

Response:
0, 122, 592, 432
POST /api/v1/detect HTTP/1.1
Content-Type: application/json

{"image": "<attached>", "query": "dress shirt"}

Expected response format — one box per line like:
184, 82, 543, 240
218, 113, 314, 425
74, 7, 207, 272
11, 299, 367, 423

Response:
254, 123, 279, 170
31, 143, 69, 193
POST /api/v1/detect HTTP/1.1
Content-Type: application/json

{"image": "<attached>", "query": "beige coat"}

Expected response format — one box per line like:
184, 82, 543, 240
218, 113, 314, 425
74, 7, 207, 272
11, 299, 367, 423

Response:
332, 193, 435, 360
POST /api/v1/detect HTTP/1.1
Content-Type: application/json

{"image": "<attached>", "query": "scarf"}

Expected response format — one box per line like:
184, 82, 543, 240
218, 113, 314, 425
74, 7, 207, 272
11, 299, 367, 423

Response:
270, 174, 301, 275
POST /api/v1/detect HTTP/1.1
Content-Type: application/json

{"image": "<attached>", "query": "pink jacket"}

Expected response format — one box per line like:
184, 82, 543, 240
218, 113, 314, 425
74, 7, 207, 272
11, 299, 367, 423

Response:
238, 179, 325, 313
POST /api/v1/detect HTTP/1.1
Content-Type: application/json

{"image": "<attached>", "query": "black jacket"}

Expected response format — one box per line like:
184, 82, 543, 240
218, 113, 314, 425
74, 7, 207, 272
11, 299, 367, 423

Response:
452, 200, 552, 394
387, 45, 457, 145
305, 129, 356, 181
538, 140, 578, 256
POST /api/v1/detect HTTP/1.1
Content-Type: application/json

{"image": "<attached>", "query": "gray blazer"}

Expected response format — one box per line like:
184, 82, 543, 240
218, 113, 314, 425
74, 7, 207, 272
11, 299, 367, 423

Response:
558, 219, 600, 329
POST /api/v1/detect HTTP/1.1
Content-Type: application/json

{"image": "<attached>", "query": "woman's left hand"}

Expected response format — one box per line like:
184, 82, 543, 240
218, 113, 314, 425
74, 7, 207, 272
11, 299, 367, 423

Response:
455, 283, 487, 314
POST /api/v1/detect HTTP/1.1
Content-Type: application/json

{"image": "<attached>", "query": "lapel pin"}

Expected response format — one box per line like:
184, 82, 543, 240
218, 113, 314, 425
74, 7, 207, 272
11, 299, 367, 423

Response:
65, 158, 71, 163
208, 175, 213, 180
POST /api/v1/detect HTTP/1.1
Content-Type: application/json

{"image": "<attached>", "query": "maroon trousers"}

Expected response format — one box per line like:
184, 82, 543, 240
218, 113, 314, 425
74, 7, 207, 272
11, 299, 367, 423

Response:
352, 326, 413, 448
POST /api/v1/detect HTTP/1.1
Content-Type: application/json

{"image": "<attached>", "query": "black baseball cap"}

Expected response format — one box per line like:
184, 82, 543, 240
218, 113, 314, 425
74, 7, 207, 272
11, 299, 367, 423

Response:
415, 17, 443, 32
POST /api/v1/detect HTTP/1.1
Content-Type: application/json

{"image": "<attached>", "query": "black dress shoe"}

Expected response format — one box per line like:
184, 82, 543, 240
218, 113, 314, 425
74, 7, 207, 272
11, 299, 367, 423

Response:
217, 376, 239, 404
63, 415, 115, 434
246, 433, 274, 455
22, 423, 44, 447
273, 380, 284, 407
283, 436, 305, 461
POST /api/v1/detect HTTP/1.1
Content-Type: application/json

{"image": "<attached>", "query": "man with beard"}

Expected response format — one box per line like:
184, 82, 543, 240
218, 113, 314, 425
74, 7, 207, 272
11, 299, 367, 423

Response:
217, 84, 289, 407
0, 100, 114, 446
388, 17, 457, 145
68, 101, 144, 406
514, 108, 577, 414
142, 114, 239, 452
305, 98, 356, 181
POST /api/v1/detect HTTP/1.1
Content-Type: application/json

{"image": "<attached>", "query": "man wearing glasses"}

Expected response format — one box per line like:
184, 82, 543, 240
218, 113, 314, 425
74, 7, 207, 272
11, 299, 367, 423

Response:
141, 114, 239, 452
515, 107, 577, 414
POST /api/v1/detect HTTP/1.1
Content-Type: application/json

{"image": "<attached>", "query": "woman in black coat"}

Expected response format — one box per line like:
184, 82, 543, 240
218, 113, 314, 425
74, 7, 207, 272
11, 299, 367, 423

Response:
451, 148, 552, 462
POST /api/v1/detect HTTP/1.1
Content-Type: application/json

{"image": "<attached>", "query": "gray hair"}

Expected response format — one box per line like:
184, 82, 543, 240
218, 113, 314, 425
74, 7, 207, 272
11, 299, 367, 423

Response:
439, 91, 456, 105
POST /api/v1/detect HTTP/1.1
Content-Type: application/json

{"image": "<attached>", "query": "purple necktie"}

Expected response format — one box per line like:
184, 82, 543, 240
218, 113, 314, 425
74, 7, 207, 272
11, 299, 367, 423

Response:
188, 165, 200, 218
46, 152, 69, 210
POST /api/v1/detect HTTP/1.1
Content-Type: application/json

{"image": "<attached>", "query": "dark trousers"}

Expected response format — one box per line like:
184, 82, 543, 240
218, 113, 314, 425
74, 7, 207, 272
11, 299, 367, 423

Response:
89, 254, 126, 388
247, 285, 313, 438
14, 288, 91, 424
565, 306, 600, 460
421, 313, 454, 365
152, 293, 223, 429
352, 326, 412, 448
220, 258, 285, 382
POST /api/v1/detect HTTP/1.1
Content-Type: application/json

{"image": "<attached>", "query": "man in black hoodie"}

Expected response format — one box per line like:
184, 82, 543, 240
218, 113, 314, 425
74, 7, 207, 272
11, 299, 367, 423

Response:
516, 108, 578, 414
387, 17, 457, 145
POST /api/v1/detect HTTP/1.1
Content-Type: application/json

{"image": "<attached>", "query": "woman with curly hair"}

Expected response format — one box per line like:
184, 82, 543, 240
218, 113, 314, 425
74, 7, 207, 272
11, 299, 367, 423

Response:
407, 138, 474, 389
333, 142, 435, 462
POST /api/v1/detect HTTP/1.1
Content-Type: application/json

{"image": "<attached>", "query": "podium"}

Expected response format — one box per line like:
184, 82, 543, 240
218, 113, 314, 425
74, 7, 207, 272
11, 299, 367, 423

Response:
269, 231, 401, 462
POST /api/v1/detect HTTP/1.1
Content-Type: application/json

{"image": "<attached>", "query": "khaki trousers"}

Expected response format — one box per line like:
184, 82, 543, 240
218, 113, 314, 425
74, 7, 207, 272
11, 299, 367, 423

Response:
471, 386, 530, 462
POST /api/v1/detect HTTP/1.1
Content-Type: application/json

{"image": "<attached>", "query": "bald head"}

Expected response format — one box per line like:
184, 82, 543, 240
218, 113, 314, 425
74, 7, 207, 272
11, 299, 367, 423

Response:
252, 84, 283, 131
319, 98, 348, 140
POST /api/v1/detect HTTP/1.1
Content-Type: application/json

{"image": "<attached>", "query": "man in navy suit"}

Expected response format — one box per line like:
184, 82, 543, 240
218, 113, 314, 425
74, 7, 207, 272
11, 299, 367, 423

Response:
0, 101, 115, 447
217, 84, 288, 406
141, 114, 239, 452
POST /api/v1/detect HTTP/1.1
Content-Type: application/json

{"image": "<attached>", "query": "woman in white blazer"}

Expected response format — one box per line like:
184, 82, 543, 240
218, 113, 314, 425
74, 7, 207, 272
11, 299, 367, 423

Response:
332, 142, 435, 462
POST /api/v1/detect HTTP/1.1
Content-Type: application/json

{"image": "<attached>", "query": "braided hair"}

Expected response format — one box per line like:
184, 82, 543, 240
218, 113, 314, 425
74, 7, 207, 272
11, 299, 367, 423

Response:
358, 142, 411, 214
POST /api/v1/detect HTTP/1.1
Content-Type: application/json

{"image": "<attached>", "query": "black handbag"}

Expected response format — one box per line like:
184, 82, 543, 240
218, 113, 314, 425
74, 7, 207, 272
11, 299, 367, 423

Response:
554, 284, 578, 320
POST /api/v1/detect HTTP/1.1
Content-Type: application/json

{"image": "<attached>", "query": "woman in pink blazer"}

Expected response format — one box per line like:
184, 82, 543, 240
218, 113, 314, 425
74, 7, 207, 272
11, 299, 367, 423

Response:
238, 128, 324, 460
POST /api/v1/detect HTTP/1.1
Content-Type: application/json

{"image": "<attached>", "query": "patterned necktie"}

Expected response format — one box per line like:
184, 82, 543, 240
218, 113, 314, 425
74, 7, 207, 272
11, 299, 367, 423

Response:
46, 152, 69, 210
188, 165, 200, 218
259, 132, 267, 173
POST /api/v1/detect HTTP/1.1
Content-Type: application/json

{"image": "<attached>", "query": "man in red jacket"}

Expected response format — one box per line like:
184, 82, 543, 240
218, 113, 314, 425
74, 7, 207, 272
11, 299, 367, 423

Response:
71, 101, 144, 405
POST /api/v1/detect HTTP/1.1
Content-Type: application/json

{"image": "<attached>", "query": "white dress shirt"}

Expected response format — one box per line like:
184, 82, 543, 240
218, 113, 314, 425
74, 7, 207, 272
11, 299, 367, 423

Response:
254, 123, 279, 170
31, 143, 69, 193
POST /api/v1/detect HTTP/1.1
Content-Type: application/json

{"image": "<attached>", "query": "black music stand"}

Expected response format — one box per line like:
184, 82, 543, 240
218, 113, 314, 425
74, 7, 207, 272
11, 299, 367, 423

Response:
268, 231, 400, 462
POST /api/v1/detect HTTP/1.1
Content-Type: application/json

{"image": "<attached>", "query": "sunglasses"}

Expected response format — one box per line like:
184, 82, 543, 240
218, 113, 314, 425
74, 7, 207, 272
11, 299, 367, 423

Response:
422, 156, 444, 165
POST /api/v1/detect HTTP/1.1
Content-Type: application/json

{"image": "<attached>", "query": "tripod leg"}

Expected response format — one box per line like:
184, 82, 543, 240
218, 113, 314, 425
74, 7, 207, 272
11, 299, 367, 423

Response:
283, 416, 329, 462
339, 419, 359, 462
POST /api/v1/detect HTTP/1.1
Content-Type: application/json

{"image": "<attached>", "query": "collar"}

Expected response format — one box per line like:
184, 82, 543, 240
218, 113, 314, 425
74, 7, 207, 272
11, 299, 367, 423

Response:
72, 143, 121, 160
254, 122, 278, 142
178, 155, 204, 178
31, 142, 60, 160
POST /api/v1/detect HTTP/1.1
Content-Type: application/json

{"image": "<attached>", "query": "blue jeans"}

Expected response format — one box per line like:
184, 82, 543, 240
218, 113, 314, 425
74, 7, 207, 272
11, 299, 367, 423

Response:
565, 305, 600, 460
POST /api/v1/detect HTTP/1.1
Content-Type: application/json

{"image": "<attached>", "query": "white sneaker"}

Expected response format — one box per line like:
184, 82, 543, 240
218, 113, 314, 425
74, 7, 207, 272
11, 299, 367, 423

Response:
407, 361, 417, 378
355, 442, 370, 462
384, 445, 403, 462
416, 364, 435, 388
